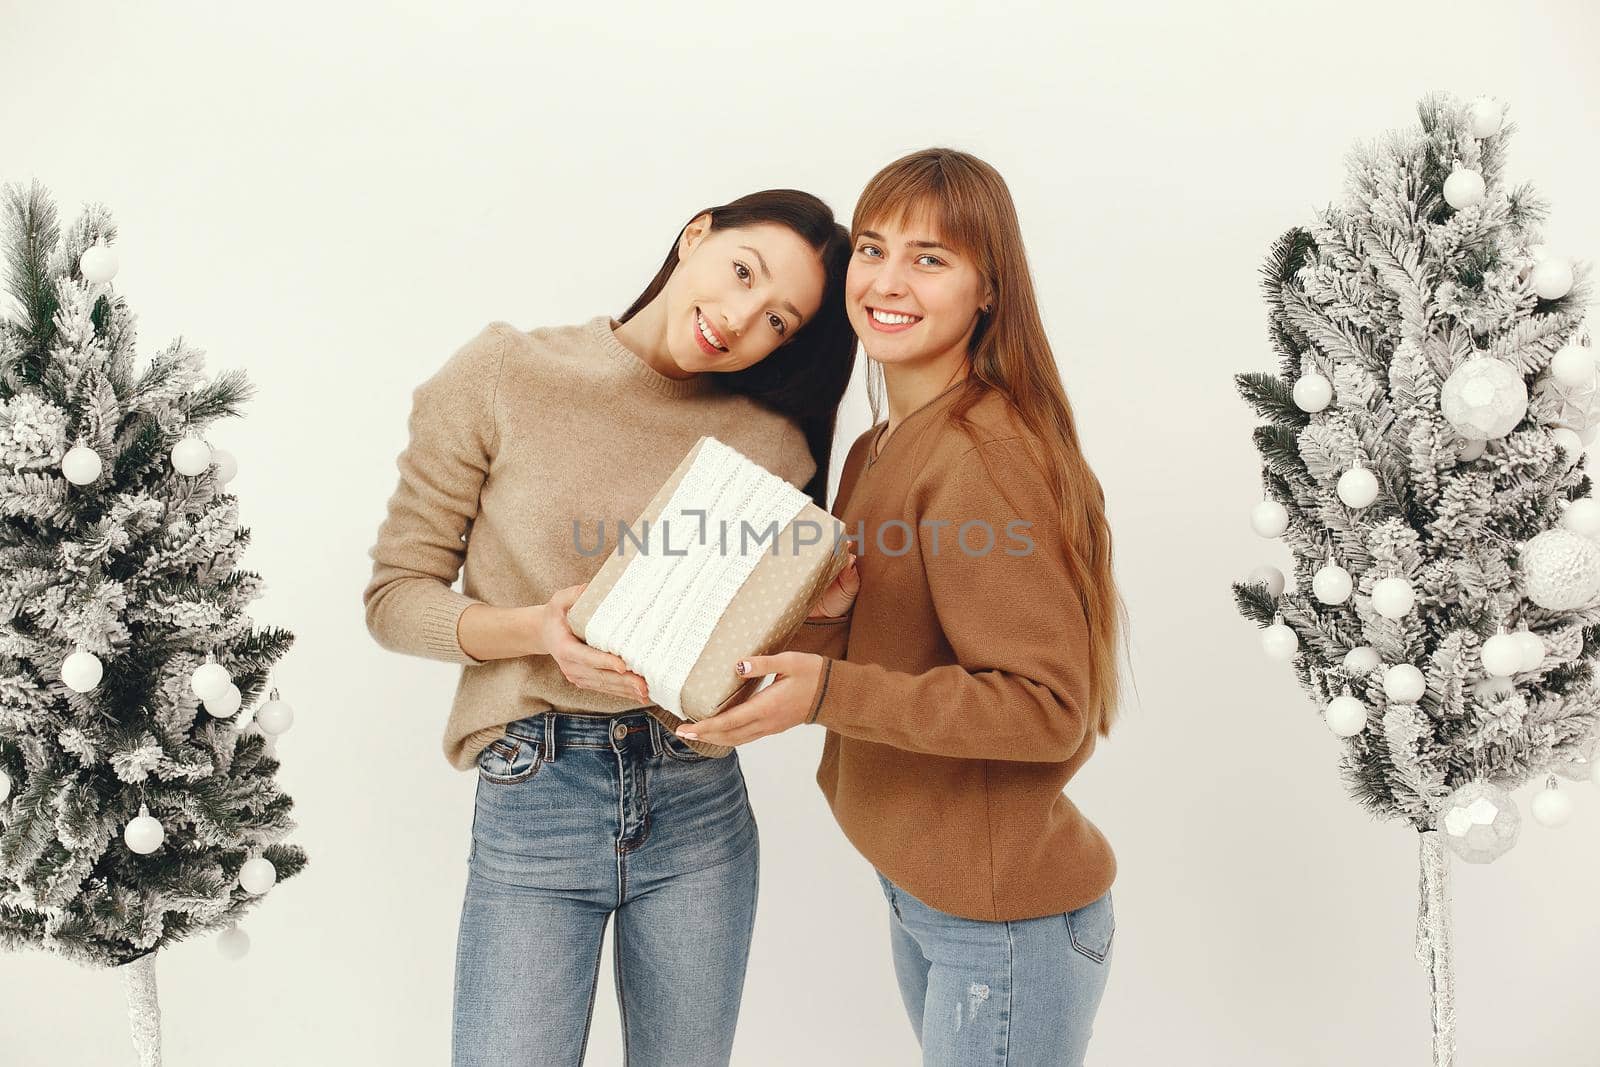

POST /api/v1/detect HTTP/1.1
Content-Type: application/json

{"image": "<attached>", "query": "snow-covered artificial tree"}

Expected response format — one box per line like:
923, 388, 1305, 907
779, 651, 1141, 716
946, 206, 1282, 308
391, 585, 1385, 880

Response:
1232, 93, 1595, 1065
0, 180, 305, 1064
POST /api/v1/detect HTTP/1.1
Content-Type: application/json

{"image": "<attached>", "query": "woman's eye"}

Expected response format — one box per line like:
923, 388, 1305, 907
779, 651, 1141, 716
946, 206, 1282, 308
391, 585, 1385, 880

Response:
857, 244, 881, 258
734, 261, 752, 283
917, 254, 943, 267
768, 313, 787, 335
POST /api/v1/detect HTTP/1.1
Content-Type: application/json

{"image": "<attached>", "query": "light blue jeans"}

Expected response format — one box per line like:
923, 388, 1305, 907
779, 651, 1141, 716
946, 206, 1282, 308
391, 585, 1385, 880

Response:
877, 871, 1115, 1066
453, 710, 760, 1066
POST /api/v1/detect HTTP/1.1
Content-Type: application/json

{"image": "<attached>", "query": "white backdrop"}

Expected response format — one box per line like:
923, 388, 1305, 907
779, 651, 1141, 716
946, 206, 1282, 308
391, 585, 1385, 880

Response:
3, 2, 1598, 1064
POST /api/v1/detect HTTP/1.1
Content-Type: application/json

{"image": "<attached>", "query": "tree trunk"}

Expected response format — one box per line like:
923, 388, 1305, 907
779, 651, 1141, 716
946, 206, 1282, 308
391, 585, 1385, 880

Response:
1414, 831, 1456, 1067
121, 951, 162, 1066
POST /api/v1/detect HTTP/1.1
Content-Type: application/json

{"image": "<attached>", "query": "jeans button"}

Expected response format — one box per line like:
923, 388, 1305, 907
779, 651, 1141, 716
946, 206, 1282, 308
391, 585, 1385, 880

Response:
612, 722, 628, 741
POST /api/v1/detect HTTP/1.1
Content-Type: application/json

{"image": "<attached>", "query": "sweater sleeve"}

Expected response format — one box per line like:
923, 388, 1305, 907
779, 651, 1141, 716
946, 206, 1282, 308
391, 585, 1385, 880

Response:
807, 438, 1093, 762
362, 323, 511, 664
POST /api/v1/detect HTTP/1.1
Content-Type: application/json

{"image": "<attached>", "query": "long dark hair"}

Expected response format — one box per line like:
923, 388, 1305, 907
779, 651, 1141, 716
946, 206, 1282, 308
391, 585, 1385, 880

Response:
619, 189, 855, 509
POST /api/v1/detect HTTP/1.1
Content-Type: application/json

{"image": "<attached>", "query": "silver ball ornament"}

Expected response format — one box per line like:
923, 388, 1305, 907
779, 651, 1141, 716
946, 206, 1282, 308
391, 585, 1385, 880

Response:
239, 856, 278, 895
1337, 465, 1379, 508
1452, 436, 1486, 463
1531, 258, 1574, 301
1251, 500, 1289, 538
1261, 622, 1298, 660
1313, 563, 1352, 604
1443, 168, 1486, 209
1514, 629, 1545, 672
171, 436, 212, 477
1550, 344, 1596, 387
1467, 97, 1504, 138
1550, 427, 1584, 464
256, 692, 295, 735
1383, 663, 1426, 703
1561, 498, 1600, 538
1530, 783, 1574, 828
1436, 780, 1521, 863
61, 445, 102, 486
1521, 528, 1600, 610
61, 649, 103, 693
0, 769, 11, 803
1441, 356, 1528, 440
217, 925, 250, 960
124, 805, 164, 855
79, 240, 119, 284
190, 661, 232, 702
1326, 695, 1367, 737
1247, 565, 1285, 598
1343, 645, 1381, 676
1481, 632, 1526, 678
1372, 575, 1415, 619
211, 448, 238, 485
203, 683, 242, 718
1293, 373, 1333, 413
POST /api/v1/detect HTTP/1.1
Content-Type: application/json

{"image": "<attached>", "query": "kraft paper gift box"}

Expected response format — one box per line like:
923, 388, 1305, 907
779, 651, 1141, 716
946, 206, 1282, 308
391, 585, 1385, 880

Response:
568, 434, 851, 724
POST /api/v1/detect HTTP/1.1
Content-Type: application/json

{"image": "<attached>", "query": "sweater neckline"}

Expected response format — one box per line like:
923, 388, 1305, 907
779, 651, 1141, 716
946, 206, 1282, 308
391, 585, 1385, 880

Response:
867, 377, 966, 468
587, 315, 716, 400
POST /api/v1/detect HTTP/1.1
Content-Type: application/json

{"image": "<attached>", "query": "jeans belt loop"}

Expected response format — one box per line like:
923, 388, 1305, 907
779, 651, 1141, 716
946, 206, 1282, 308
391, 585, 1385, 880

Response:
542, 711, 557, 762
646, 713, 664, 757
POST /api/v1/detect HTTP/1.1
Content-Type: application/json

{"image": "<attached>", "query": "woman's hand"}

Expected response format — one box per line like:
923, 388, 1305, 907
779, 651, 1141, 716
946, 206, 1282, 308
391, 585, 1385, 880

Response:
675, 652, 824, 747
807, 551, 860, 620
541, 583, 651, 703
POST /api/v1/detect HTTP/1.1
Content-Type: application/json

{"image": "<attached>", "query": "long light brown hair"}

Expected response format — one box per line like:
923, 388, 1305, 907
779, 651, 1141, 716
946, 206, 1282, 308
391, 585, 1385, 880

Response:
854, 148, 1132, 736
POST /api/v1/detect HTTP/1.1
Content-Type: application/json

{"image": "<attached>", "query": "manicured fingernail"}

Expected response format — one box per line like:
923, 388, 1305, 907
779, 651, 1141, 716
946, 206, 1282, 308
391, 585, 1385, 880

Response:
679, 731, 699, 740
735, 661, 748, 675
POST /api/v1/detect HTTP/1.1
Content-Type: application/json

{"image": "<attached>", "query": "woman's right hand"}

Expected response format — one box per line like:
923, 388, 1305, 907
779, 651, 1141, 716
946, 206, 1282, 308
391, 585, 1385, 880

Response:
541, 583, 652, 704
806, 552, 860, 620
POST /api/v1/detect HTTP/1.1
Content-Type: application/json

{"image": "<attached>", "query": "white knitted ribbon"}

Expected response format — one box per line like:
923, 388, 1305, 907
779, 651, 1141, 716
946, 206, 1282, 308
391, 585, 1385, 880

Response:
585, 437, 810, 719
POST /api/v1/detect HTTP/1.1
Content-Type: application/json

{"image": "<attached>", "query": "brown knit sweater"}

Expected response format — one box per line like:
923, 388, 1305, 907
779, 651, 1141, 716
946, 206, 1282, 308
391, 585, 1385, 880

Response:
785, 379, 1116, 922
363, 315, 816, 770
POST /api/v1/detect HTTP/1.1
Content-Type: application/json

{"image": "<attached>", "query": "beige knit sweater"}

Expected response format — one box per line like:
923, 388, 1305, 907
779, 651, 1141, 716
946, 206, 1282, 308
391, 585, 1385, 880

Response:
362, 315, 816, 770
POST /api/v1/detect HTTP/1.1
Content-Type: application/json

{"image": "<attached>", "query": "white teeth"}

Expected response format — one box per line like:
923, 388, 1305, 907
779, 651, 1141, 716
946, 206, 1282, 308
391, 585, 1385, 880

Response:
871, 309, 919, 325
697, 311, 727, 351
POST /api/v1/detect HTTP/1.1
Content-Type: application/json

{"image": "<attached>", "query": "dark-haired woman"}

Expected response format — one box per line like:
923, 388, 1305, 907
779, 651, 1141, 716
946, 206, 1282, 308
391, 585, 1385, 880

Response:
363, 190, 855, 1066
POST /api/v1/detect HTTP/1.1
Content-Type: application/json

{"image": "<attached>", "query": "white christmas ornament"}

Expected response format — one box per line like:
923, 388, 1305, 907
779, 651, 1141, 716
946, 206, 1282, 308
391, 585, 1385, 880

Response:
1247, 565, 1285, 598
204, 683, 242, 718
1531, 781, 1574, 828
61, 649, 103, 693
1513, 629, 1545, 672
1481, 632, 1526, 678
1441, 356, 1528, 440
1262, 619, 1298, 660
1372, 575, 1416, 619
1384, 664, 1426, 703
1521, 528, 1600, 610
1436, 780, 1521, 863
1550, 427, 1584, 465
78, 240, 118, 284
1550, 344, 1596, 387
1534, 372, 1600, 433
0, 769, 11, 802
61, 444, 102, 486
124, 805, 164, 855
1343, 646, 1381, 677
1531, 257, 1575, 301
1451, 435, 1486, 463
1337, 464, 1379, 508
1553, 736, 1596, 782
1251, 500, 1289, 538
1561, 498, 1600, 538
1583, 425, 1599, 446
217, 926, 250, 960
1326, 694, 1367, 737
211, 447, 238, 485
171, 436, 212, 477
256, 690, 295, 735
1442, 168, 1485, 209
190, 660, 232, 702
1293, 372, 1333, 413
1313, 563, 1352, 604
1467, 97, 1504, 138
239, 856, 277, 895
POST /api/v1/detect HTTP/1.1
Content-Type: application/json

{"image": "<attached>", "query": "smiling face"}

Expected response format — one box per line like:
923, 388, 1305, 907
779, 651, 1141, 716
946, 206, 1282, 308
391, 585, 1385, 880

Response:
845, 206, 992, 368
660, 216, 827, 373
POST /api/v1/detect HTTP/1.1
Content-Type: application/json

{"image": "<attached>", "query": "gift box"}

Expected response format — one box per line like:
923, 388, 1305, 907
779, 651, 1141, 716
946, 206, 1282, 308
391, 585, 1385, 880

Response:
568, 435, 850, 723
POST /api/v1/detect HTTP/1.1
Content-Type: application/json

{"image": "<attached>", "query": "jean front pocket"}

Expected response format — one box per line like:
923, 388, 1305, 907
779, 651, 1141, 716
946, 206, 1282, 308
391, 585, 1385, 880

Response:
476, 734, 544, 784
1065, 889, 1115, 964
659, 725, 711, 763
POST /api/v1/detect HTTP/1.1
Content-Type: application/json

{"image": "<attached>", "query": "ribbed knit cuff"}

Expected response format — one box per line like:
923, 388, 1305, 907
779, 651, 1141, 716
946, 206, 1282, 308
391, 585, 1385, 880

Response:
421, 590, 487, 664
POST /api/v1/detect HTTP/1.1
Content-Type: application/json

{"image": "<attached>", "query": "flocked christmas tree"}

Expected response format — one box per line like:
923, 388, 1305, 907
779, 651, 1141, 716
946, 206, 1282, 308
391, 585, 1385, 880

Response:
0, 180, 306, 1065
1232, 94, 1596, 1065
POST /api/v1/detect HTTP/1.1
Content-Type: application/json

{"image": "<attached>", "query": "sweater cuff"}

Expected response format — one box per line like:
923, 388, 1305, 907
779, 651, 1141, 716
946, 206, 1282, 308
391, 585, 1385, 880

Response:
804, 657, 834, 724
421, 589, 488, 664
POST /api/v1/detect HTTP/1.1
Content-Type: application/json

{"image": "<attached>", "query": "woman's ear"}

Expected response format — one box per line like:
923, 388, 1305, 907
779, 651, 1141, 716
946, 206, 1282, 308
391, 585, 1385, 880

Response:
678, 212, 714, 258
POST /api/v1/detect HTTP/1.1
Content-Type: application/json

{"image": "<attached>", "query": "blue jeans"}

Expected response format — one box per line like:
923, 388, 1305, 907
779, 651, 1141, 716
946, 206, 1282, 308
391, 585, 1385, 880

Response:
877, 871, 1115, 1066
453, 710, 760, 1066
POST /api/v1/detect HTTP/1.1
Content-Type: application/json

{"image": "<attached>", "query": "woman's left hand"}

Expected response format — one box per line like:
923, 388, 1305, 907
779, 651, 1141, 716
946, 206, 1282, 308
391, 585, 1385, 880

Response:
675, 652, 825, 747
